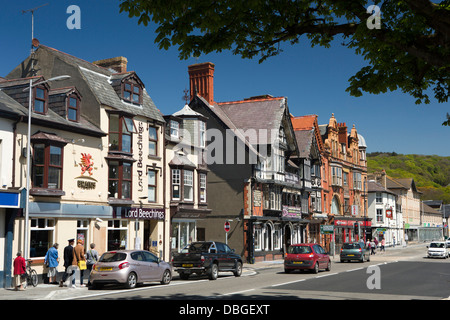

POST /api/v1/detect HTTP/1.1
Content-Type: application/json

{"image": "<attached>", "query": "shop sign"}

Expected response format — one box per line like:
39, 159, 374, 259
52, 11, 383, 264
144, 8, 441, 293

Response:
282, 205, 302, 218
76, 153, 97, 190
320, 225, 334, 234
386, 208, 393, 219
122, 207, 165, 220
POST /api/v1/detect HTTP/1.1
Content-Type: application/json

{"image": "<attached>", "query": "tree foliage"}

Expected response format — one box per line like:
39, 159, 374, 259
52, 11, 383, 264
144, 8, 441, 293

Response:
119, 0, 450, 118
367, 152, 450, 203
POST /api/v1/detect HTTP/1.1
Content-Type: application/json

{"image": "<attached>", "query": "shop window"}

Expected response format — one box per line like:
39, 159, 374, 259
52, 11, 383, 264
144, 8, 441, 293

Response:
171, 221, 196, 253
77, 219, 88, 248
30, 218, 55, 258
107, 220, 128, 251
254, 225, 262, 251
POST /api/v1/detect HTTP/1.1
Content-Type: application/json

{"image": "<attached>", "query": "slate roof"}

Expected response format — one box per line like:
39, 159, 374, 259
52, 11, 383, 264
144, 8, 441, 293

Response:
368, 180, 396, 195
294, 129, 314, 158
0, 85, 104, 137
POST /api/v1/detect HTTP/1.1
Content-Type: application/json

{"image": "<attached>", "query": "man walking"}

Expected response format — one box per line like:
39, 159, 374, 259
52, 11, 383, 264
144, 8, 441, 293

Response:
60, 239, 75, 287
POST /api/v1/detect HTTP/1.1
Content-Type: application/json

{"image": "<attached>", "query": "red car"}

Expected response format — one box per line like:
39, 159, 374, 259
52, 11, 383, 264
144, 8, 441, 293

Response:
284, 243, 331, 274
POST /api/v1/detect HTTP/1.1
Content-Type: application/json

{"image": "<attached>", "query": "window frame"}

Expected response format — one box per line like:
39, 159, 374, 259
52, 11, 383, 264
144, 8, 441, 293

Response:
122, 81, 142, 105
34, 86, 47, 114
147, 169, 157, 203
67, 93, 80, 122
108, 160, 133, 200
148, 126, 158, 156
32, 142, 64, 190
109, 113, 137, 153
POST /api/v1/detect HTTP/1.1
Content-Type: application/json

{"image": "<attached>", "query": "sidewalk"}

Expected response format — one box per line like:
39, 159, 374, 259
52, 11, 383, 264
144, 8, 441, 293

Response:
0, 242, 426, 300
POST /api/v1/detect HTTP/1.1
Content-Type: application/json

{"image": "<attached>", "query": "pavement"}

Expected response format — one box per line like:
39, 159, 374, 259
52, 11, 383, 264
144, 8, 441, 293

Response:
0, 242, 427, 300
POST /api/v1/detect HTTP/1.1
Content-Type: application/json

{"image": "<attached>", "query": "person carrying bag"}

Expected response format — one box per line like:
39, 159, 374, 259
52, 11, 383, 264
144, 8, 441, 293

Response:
72, 239, 87, 287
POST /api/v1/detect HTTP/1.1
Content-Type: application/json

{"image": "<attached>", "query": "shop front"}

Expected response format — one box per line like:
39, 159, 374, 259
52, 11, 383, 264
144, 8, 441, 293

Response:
333, 217, 372, 252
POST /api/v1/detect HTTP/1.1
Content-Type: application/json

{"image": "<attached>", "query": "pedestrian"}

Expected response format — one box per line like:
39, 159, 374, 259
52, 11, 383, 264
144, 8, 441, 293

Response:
60, 238, 75, 287
380, 238, 385, 252
370, 239, 376, 255
404, 233, 408, 246
44, 243, 59, 284
13, 251, 26, 291
73, 239, 86, 287
393, 235, 396, 247
85, 243, 99, 286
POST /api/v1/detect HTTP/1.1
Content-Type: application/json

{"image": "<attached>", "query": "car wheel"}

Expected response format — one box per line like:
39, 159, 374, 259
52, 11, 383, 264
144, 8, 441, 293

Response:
326, 260, 331, 271
312, 262, 319, 274
125, 272, 137, 289
233, 261, 242, 277
160, 269, 171, 285
209, 263, 218, 280
284, 268, 292, 274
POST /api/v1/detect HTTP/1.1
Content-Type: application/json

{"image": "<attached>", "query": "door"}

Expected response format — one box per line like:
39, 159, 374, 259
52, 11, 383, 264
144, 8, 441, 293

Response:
215, 242, 231, 269
130, 251, 150, 281
141, 251, 161, 281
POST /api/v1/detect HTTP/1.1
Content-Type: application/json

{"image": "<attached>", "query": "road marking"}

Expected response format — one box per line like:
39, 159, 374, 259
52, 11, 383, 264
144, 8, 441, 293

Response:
271, 279, 306, 287
220, 288, 255, 296
346, 267, 364, 272
315, 273, 338, 278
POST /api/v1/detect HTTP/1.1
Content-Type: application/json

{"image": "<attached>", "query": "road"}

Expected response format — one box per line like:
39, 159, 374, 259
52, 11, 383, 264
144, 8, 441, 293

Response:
72, 243, 450, 302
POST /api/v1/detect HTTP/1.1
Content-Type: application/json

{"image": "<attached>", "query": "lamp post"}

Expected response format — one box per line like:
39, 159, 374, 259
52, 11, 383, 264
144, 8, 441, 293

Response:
23, 75, 70, 260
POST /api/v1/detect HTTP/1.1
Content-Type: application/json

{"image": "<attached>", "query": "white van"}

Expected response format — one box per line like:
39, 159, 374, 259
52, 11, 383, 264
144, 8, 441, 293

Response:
427, 241, 448, 258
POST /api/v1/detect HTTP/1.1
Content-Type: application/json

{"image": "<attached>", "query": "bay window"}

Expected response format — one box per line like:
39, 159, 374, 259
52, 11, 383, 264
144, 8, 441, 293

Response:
108, 161, 132, 199
109, 114, 136, 153
183, 170, 194, 201
33, 143, 63, 190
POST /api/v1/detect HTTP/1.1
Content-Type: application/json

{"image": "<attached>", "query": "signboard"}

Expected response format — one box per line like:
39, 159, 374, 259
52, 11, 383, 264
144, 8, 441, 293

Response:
386, 208, 393, 219
224, 221, 230, 233
351, 205, 359, 216
116, 207, 165, 220
282, 205, 302, 218
320, 225, 334, 234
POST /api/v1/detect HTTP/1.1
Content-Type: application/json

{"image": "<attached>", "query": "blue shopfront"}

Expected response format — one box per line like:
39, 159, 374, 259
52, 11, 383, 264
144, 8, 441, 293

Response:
0, 189, 22, 288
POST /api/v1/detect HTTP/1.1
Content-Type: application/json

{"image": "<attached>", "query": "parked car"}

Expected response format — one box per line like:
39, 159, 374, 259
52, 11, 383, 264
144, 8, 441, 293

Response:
340, 242, 370, 263
284, 243, 331, 274
445, 238, 450, 248
427, 241, 449, 259
89, 250, 172, 289
172, 241, 243, 280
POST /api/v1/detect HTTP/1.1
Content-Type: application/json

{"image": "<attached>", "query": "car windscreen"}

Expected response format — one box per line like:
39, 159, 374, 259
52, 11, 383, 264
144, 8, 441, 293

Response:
430, 243, 445, 248
181, 243, 212, 253
287, 246, 312, 254
343, 243, 361, 249
99, 252, 127, 262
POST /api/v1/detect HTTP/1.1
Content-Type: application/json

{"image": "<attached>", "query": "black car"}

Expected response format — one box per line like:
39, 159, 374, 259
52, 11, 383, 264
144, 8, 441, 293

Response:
172, 241, 243, 280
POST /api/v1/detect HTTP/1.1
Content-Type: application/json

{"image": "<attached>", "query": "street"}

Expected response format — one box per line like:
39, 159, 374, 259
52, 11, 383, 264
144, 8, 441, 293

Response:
2, 242, 449, 306
76, 243, 449, 301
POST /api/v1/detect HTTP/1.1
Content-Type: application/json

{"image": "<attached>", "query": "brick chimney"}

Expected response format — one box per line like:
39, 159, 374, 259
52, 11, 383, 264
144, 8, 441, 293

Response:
188, 62, 215, 105
93, 57, 128, 73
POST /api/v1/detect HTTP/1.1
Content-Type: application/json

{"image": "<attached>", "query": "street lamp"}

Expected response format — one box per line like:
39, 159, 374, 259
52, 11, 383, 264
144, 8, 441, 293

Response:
23, 75, 70, 260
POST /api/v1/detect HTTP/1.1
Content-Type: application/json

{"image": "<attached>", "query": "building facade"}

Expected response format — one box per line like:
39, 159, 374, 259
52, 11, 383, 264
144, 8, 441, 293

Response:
0, 44, 167, 286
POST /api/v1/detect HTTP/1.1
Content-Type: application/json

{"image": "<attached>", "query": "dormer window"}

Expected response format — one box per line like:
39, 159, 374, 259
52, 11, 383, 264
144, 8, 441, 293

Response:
34, 87, 47, 114
123, 81, 142, 105
67, 94, 80, 122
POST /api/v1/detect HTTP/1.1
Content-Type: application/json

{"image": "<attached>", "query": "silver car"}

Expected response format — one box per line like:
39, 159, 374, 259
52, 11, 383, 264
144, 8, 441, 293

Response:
89, 250, 172, 289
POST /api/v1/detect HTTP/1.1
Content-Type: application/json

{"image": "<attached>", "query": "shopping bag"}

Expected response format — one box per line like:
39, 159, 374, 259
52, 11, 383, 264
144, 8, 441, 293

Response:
78, 260, 87, 270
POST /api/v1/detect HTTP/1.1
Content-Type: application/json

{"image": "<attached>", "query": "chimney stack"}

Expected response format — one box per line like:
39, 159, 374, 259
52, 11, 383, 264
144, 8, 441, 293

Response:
188, 62, 215, 105
93, 57, 128, 73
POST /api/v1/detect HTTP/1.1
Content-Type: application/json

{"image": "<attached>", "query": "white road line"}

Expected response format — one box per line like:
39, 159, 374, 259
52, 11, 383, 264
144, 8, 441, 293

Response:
346, 267, 364, 272
315, 273, 338, 278
271, 279, 306, 287
220, 288, 255, 296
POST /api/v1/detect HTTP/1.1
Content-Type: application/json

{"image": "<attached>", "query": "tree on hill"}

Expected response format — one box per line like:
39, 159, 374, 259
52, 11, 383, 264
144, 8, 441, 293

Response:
119, 0, 450, 124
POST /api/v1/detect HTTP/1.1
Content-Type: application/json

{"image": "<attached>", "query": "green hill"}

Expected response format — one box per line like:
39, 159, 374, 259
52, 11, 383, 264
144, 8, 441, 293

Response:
367, 152, 450, 204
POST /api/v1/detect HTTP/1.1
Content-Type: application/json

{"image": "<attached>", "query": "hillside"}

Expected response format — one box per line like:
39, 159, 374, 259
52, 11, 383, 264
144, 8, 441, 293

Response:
367, 152, 450, 204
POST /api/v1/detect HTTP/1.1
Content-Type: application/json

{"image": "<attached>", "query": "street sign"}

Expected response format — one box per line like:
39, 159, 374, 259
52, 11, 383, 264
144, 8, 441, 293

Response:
224, 221, 230, 232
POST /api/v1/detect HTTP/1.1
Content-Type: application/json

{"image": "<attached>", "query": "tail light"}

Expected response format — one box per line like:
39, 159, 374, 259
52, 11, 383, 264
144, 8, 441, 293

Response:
93, 264, 97, 271
119, 262, 130, 270
201, 255, 205, 263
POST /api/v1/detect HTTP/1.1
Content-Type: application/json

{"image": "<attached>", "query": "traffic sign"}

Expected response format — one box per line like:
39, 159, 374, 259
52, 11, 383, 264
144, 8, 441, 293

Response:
224, 221, 230, 232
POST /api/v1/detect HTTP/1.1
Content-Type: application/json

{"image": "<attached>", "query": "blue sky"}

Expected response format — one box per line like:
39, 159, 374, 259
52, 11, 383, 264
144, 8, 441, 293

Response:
1, 0, 449, 156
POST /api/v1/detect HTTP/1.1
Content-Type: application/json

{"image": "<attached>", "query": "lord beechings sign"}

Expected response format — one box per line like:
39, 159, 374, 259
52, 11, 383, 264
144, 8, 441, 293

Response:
113, 207, 165, 220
